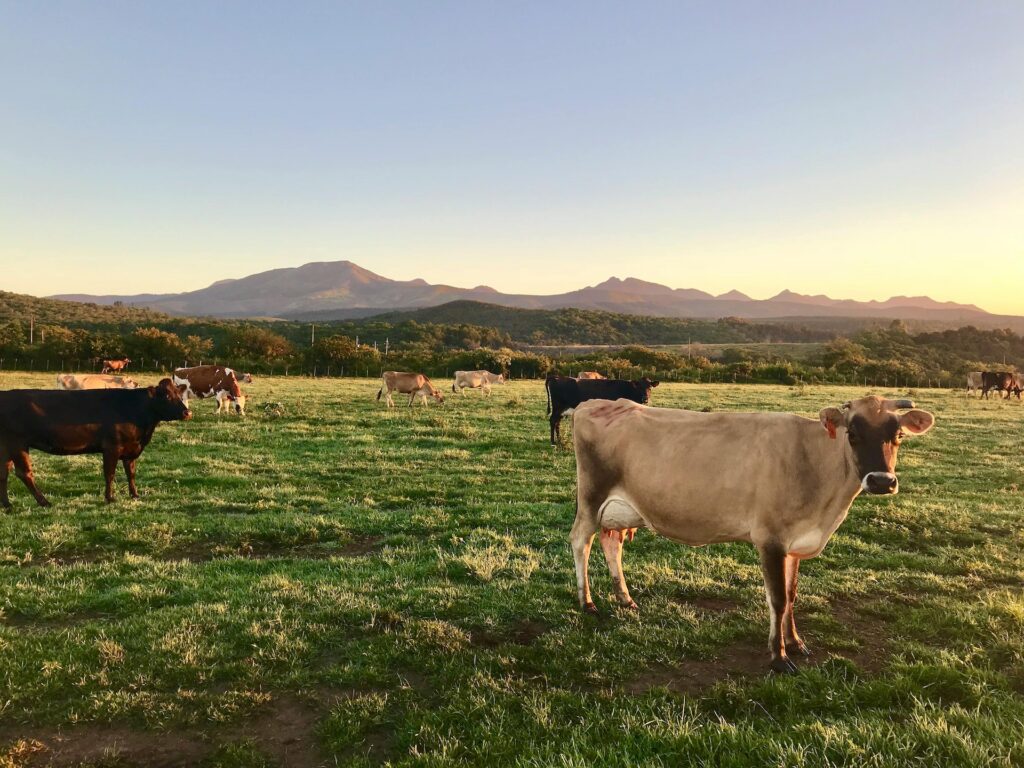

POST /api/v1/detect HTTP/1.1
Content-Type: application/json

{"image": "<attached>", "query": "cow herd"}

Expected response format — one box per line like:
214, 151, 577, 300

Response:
0, 363, 946, 673
966, 370, 1024, 399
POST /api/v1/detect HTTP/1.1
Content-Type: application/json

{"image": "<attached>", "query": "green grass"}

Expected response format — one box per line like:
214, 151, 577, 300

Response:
0, 374, 1022, 767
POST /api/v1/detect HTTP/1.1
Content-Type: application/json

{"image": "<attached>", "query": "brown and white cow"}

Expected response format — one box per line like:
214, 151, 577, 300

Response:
577, 371, 605, 380
57, 374, 138, 390
570, 395, 934, 674
172, 365, 246, 415
377, 371, 445, 407
452, 370, 505, 396
101, 358, 132, 374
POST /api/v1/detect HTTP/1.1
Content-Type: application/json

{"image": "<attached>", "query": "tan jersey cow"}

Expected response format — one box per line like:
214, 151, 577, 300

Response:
377, 371, 445, 407
570, 395, 934, 674
172, 365, 246, 415
57, 374, 138, 390
576, 371, 605, 379
452, 370, 505, 395
966, 371, 983, 396
101, 358, 131, 374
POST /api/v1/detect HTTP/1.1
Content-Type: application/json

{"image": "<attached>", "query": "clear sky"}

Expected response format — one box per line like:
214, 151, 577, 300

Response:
2, 2, 1023, 313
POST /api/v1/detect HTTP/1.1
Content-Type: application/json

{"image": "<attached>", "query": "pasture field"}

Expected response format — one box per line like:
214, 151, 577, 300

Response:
0, 373, 1022, 767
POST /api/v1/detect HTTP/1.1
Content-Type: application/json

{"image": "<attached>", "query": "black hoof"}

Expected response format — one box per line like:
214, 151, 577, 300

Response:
786, 642, 812, 657
583, 602, 599, 615
769, 657, 799, 675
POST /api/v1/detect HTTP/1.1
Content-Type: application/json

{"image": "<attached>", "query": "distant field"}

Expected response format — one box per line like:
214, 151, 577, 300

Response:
1, 374, 1022, 767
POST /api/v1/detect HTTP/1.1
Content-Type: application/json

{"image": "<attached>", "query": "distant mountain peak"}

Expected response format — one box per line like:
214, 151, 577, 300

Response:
49, 258, 994, 322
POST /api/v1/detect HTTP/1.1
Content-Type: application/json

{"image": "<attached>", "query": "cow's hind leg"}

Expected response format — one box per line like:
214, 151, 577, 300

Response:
599, 528, 638, 609
570, 501, 600, 614
758, 542, 797, 674
783, 554, 810, 656
12, 450, 49, 507
122, 458, 139, 499
0, 449, 12, 509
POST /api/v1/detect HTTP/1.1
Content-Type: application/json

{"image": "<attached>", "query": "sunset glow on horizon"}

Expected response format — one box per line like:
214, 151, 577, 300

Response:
2, 2, 1022, 314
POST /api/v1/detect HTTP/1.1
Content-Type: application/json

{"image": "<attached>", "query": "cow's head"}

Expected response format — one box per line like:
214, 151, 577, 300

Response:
430, 388, 446, 404
233, 394, 247, 415
819, 396, 933, 495
496, 373, 506, 384
239, 373, 254, 384
151, 378, 192, 422
634, 378, 660, 404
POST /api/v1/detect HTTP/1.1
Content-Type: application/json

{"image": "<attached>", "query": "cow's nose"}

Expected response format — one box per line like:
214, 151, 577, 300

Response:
183, 409, 193, 421
862, 472, 898, 495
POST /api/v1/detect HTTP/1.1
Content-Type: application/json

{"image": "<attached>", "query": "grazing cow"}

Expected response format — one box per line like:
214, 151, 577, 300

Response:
1014, 373, 1024, 399
577, 371, 606, 380
981, 371, 1015, 400
545, 374, 658, 445
57, 374, 138, 390
0, 379, 191, 507
452, 370, 506, 395
173, 365, 246, 415
966, 371, 984, 397
570, 396, 935, 674
236, 372, 254, 384
101, 358, 131, 374
377, 371, 445, 407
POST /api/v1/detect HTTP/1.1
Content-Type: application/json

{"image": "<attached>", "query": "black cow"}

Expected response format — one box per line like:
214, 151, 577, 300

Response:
0, 379, 191, 507
981, 371, 1015, 400
545, 374, 659, 445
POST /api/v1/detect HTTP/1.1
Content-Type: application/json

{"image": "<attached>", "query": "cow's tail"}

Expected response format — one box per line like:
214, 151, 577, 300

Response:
452, 382, 457, 393
545, 377, 552, 415
376, 387, 383, 401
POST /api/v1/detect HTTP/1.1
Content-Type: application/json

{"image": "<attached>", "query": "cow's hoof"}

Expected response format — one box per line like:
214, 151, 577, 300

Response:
618, 599, 639, 611
37, 499, 52, 508
583, 602, 599, 615
769, 657, 799, 675
787, 641, 812, 657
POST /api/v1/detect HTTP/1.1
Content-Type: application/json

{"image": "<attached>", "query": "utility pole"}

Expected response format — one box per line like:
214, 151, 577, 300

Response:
311, 324, 315, 345
385, 337, 389, 356
29, 318, 34, 345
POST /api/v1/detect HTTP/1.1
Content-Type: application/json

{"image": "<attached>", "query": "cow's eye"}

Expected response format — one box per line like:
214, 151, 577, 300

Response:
895, 430, 905, 441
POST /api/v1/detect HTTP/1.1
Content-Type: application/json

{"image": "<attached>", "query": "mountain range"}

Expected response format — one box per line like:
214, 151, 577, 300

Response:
53, 259, 998, 325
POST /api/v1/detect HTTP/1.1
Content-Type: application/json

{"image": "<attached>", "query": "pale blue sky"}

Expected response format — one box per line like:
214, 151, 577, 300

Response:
2, 2, 1023, 312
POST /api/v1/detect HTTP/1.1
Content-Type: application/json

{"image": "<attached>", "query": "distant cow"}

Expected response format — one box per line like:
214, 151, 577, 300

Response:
966, 371, 983, 397
377, 372, 445, 407
173, 365, 247, 415
570, 395, 934, 673
452, 370, 505, 396
236, 372, 254, 384
981, 371, 1015, 400
0, 379, 191, 507
1014, 373, 1024, 399
101, 358, 131, 374
545, 374, 659, 445
57, 374, 138, 390
577, 371, 605, 380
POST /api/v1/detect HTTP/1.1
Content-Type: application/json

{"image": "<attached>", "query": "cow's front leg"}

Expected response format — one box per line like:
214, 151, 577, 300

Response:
600, 528, 638, 609
13, 450, 50, 507
122, 458, 139, 499
759, 543, 797, 674
783, 554, 810, 656
102, 448, 118, 503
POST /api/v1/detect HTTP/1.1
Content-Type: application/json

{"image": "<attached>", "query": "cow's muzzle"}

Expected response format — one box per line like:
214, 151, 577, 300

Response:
862, 472, 898, 495
183, 409, 193, 421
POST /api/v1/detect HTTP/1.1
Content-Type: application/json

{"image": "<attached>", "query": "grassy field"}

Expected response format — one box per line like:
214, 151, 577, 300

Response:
0, 373, 1022, 767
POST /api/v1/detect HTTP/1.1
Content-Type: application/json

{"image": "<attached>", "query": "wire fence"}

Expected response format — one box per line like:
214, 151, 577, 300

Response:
0, 356, 971, 390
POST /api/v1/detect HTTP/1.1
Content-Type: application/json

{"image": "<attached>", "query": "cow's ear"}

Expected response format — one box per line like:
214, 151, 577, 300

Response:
899, 409, 934, 436
819, 407, 846, 439
650, 380, 660, 387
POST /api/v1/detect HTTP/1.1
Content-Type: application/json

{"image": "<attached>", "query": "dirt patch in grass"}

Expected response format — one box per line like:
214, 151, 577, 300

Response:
626, 599, 895, 695
625, 638, 768, 695
0, 688, 359, 768
471, 618, 550, 648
